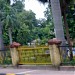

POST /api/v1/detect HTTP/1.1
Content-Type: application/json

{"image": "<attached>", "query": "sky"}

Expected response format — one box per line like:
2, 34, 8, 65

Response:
25, 0, 48, 19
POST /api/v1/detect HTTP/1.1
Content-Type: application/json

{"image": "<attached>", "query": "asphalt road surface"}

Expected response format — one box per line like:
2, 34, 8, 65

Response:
0, 68, 75, 75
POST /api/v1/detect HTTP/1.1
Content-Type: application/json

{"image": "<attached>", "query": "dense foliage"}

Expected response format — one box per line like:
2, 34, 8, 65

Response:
0, 0, 75, 46
0, 0, 55, 46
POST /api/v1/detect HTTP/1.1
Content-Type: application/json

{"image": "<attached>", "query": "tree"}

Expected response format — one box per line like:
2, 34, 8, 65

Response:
32, 18, 54, 44
44, 5, 52, 24
2, 0, 25, 44
16, 10, 37, 44
17, 24, 30, 45
2, 0, 38, 45
0, 21, 4, 50
37, 0, 75, 60
66, 5, 75, 39
60, 0, 74, 60
38, 0, 66, 45
2, 4, 19, 44
0, 0, 6, 50
12, 0, 24, 12
44, 5, 54, 38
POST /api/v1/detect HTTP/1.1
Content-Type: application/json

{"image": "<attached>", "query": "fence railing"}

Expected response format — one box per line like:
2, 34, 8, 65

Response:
0, 50, 12, 65
17, 46, 52, 65
59, 45, 75, 65
0, 45, 75, 66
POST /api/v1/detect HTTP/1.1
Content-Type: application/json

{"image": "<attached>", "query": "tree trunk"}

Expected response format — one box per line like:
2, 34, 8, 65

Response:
50, 0, 66, 45
0, 22, 4, 50
63, 10, 73, 61
8, 28, 13, 44
0, 22, 5, 64
50, 0, 68, 59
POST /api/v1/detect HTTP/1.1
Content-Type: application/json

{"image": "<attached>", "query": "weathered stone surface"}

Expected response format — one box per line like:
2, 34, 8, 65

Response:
48, 38, 62, 45
48, 38, 61, 66
10, 42, 21, 48
10, 48, 19, 66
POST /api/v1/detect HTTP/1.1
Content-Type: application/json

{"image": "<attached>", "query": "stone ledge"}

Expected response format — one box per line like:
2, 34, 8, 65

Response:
59, 66, 75, 71
48, 38, 62, 45
0, 65, 75, 71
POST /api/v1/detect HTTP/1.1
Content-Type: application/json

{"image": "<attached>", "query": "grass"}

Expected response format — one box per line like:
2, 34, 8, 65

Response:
61, 57, 75, 66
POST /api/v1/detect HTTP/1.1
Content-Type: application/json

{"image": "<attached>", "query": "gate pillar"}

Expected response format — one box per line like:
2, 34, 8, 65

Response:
10, 42, 21, 66
48, 38, 61, 66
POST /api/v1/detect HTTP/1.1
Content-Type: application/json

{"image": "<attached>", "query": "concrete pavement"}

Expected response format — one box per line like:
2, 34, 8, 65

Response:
0, 65, 75, 75
0, 69, 74, 75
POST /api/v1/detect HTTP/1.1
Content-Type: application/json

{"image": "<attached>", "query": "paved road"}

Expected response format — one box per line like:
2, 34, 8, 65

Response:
26, 70, 75, 75
0, 68, 74, 75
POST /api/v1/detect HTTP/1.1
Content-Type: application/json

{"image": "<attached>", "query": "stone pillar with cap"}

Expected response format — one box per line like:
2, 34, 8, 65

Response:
48, 38, 62, 66
10, 42, 21, 66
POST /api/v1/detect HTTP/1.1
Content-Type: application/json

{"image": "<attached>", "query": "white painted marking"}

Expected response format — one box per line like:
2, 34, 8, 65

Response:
15, 70, 37, 74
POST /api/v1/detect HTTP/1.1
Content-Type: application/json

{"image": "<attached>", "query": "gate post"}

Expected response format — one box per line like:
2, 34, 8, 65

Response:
10, 42, 20, 66
48, 38, 61, 66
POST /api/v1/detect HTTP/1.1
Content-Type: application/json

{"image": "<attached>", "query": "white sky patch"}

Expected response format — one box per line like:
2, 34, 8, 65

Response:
25, 0, 48, 19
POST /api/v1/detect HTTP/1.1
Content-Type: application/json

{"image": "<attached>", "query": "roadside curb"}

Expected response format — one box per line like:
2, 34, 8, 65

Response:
18, 65, 59, 70
17, 65, 75, 71
0, 65, 75, 71
0, 65, 75, 75
18, 65, 75, 71
59, 66, 75, 71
